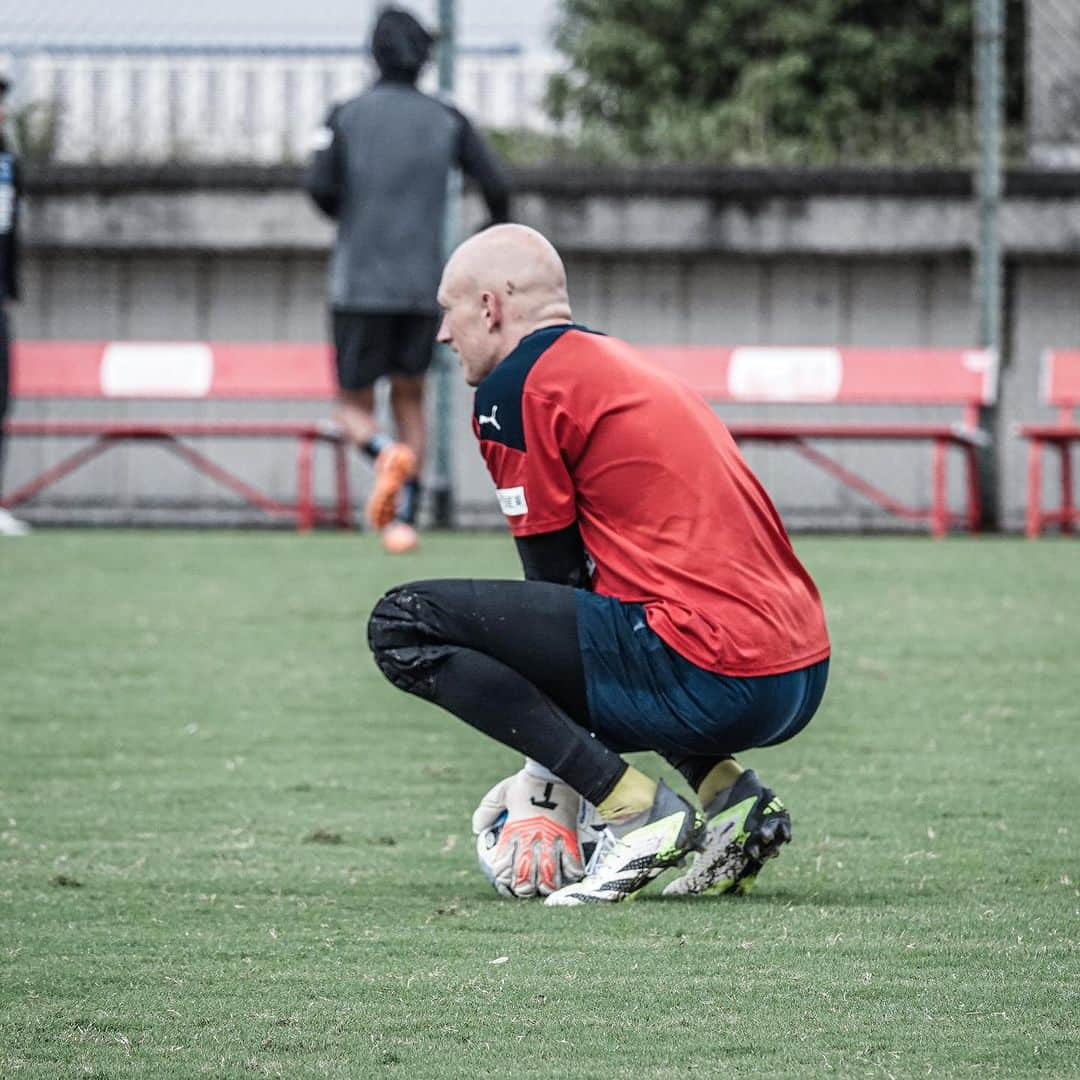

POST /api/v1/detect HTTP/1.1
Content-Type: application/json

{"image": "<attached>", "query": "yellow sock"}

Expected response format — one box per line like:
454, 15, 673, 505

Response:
697, 759, 745, 808
597, 766, 657, 823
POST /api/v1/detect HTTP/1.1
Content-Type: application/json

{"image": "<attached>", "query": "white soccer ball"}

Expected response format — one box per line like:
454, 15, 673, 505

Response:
575, 798, 608, 867
476, 809, 514, 896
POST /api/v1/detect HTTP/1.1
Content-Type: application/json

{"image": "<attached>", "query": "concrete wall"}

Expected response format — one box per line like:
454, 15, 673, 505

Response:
7, 165, 1080, 531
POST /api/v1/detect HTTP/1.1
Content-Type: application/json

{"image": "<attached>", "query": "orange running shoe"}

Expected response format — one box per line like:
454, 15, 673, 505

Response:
365, 442, 417, 529
381, 521, 419, 554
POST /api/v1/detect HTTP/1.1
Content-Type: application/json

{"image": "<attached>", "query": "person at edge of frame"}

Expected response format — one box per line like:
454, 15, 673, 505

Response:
367, 224, 831, 905
0, 65, 29, 538
305, 6, 511, 554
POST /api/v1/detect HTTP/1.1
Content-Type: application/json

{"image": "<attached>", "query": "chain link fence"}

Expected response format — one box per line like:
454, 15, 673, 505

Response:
0, 43, 558, 165
0, 3, 1076, 170
0, 0, 559, 165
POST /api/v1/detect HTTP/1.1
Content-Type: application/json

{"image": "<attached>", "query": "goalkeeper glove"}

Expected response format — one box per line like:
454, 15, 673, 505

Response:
472, 765, 585, 898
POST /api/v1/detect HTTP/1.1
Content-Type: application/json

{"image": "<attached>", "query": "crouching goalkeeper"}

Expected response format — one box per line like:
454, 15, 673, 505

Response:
367, 225, 830, 905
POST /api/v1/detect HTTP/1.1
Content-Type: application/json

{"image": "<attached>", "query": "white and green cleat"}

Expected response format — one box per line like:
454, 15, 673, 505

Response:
545, 781, 703, 906
662, 768, 791, 897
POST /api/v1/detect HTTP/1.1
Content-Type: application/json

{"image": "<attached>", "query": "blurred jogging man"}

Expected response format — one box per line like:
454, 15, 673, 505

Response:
368, 225, 830, 905
306, 7, 510, 554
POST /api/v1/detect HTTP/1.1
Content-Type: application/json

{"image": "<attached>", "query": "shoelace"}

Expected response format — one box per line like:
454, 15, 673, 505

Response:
583, 827, 618, 876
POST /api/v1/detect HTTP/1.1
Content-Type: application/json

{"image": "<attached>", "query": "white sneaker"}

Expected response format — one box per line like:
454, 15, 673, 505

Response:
545, 781, 703, 906
0, 508, 30, 536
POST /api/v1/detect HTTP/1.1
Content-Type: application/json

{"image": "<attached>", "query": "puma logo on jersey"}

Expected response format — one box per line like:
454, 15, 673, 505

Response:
479, 405, 501, 431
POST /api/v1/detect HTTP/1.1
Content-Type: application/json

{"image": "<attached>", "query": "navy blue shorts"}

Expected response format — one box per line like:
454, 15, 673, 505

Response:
576, 591, 828, 757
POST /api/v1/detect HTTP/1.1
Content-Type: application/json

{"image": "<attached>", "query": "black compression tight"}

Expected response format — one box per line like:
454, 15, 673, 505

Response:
367, 579, 627, 805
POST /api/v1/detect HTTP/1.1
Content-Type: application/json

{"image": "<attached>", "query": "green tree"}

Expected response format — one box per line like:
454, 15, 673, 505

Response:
546, 0, 1025, 164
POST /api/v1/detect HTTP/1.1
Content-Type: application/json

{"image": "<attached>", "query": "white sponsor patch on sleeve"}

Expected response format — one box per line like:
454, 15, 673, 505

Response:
496, 486, 528, 517
308, 126, 334, 152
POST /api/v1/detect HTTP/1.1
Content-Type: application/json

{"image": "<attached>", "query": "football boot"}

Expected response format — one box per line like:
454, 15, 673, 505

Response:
663, 769, 790, 897
545, 781, 703, 906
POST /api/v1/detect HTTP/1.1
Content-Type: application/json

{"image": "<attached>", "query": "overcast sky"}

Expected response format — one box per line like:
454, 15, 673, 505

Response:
0, 0, 561, 50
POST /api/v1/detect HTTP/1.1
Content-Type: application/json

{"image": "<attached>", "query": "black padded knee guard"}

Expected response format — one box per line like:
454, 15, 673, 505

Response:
367, 585, 454, 699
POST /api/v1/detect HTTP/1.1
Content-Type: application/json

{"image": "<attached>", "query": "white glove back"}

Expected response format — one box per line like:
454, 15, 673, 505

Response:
472, 769, 585, 898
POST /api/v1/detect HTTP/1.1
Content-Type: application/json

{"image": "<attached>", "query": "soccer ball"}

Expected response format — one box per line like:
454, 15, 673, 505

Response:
574, 799, 607, 866
476, 809, 512, 894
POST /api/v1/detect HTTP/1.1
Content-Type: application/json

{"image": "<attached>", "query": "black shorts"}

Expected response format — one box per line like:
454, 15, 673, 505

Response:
332, 311, 439, 391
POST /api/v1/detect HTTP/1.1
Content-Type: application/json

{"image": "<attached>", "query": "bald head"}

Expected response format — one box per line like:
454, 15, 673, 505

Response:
437, 225, 573, 385
443, 224, 570, 318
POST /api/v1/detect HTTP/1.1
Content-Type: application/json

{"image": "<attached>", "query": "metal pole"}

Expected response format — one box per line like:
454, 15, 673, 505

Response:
432, 0, 460, 528
974, 0, 1004, 530
975, 0, 1004, 352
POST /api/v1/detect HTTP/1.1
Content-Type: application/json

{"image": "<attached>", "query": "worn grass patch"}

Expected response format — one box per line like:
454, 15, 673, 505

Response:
1, 531, 1077, 1077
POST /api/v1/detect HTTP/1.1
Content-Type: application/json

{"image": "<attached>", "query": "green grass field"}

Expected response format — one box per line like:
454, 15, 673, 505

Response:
1, 531, 1078, 1078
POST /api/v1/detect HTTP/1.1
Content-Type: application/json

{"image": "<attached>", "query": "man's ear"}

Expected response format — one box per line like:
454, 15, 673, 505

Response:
481, 290, 501, 332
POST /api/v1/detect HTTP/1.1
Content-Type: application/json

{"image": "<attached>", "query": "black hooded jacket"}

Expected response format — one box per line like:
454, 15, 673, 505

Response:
371, 7, 434, 82
304, 8, 511, 314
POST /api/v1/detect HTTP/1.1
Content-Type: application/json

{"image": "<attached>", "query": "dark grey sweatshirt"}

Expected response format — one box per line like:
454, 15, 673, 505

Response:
305, 80, 510, 315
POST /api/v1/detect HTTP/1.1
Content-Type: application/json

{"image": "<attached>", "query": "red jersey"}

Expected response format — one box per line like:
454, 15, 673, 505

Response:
472, 324, 830, 677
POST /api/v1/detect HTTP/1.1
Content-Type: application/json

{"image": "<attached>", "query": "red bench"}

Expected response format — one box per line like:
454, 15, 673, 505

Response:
3, 340, 350, 530
639, 345, 997, 537
5, 339, 997, 535
1019, 349, 1080, 538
